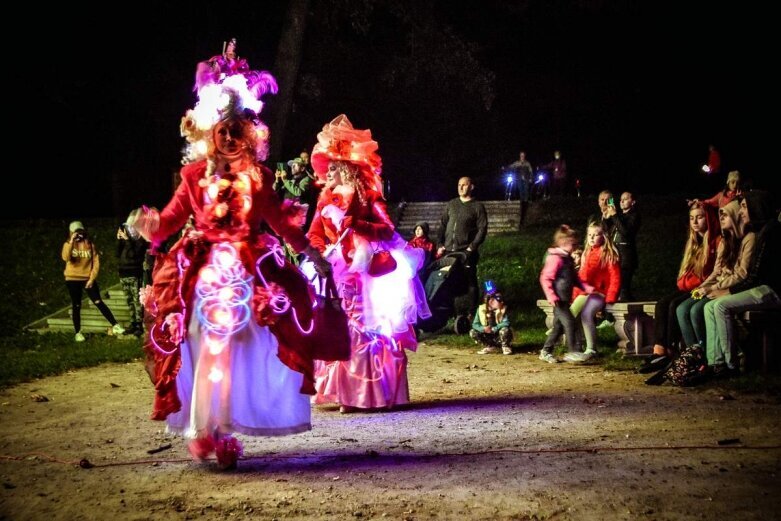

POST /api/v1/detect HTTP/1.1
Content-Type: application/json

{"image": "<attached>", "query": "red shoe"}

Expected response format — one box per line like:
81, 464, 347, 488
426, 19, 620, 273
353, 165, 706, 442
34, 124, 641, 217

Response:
188, 435, 215, 461
215, 435, 243, 470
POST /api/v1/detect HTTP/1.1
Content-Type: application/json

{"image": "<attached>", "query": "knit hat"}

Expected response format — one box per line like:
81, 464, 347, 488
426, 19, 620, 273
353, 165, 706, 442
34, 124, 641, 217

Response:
414, 222, 430, 236
287, 157, 305, 168
69, 221, 85, 233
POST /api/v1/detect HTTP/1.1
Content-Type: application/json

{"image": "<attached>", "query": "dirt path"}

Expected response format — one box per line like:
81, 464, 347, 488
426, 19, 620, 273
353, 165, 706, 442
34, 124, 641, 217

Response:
1, 343, 780, 520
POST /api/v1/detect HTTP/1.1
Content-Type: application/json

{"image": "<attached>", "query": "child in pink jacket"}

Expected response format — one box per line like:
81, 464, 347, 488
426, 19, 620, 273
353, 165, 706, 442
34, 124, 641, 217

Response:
538, 225, 595, 363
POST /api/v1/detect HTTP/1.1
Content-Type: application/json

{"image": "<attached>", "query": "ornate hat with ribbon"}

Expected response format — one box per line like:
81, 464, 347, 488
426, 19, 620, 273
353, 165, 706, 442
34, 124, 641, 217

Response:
179, 38, 278, 164
311, 114, 383, 194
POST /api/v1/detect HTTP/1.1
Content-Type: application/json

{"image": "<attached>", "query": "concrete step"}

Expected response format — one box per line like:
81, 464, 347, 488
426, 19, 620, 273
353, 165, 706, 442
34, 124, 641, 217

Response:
27, 283, 138, 335
46, 317, 126, 334
396, 200, 521, 236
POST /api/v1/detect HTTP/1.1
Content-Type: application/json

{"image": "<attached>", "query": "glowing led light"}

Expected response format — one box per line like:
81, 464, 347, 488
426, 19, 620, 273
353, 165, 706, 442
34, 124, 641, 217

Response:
207, 184, 219, 200
213, 308, 232, 325
200, 267, 218, 284
205, 334, 225, 355
218, 286, 234, 300
208, 367, 224, 382
218, 178, 231, 189
216, 249, 236, 267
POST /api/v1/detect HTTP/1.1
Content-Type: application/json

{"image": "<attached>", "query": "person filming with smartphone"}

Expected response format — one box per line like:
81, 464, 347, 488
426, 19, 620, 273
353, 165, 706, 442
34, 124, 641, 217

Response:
62, 220, 125, 342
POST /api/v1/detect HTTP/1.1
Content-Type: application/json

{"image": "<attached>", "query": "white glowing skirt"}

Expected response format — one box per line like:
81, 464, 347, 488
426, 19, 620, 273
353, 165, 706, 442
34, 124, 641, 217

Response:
303, 230, 431, 338
165, 318, 311, 438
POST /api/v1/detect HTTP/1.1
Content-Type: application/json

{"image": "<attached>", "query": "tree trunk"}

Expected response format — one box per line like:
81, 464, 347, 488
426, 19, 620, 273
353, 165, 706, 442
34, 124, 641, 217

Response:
269, 0, 310, 160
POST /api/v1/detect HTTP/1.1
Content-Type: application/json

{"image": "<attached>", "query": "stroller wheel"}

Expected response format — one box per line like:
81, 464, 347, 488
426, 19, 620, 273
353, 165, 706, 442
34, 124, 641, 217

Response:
454, 315, 471, 335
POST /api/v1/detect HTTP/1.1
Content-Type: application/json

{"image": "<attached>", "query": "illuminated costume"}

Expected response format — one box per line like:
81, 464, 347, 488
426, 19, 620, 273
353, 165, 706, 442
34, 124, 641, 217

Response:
130, 41, 330, 468
306, 115, 431, 411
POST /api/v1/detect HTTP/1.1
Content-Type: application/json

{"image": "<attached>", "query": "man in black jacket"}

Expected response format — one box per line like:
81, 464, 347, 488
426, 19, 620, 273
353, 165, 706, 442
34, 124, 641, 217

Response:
613, 191, 642, 301
436, 177, 488, 332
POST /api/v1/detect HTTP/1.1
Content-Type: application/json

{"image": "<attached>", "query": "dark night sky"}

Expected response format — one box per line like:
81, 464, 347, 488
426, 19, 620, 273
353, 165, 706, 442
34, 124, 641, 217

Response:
10, 1, 773, 220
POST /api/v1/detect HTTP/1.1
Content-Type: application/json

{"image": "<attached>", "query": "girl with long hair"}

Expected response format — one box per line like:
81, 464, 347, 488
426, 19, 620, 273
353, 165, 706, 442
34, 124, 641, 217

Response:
639, 202, 719, 375
568, 221, 621, 361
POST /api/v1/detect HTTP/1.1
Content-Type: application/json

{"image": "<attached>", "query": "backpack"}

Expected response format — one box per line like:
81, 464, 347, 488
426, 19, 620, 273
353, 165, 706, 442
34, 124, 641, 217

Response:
664, 344, 707, 386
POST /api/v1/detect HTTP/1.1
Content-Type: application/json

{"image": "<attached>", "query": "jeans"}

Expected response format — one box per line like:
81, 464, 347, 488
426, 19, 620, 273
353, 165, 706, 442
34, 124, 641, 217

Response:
704, 285, 781, 368
676, 296, 709, 348
65, 280, 117, 333
543, 303, 578, 352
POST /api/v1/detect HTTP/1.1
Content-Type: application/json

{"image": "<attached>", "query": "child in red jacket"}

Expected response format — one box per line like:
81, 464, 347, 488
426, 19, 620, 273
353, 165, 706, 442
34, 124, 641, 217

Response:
569, 221, 621, 361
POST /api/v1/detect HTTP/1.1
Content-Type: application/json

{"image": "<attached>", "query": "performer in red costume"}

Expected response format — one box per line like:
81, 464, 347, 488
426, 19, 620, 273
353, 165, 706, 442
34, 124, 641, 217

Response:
129, 40, 331, 470
305, 115, 431, 413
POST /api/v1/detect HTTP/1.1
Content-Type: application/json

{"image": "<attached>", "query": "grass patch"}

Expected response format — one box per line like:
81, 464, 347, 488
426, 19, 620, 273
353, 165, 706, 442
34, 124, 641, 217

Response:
0, 331, 143, 388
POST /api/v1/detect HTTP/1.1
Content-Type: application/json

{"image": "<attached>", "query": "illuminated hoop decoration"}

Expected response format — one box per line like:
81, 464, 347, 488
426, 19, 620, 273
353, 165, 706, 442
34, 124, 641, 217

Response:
148, 249, 191, 356
255, 244, 315, 335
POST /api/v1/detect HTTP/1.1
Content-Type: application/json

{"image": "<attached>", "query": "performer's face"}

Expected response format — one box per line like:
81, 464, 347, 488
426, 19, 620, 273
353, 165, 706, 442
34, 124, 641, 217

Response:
326, 162, 343, 189
214, 119, 246, 156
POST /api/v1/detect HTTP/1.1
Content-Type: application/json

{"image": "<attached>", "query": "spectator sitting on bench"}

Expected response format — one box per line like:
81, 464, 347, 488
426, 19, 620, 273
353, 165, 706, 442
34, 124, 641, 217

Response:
569, 221, 621, 361
703, 190, 781, 380
639, 202, 720, 374
676, 200, 754, 360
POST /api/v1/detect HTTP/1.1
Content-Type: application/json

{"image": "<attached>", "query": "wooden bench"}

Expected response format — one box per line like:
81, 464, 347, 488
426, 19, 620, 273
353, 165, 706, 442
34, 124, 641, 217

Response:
738, 309, 781, 374
536, 299, 656, 357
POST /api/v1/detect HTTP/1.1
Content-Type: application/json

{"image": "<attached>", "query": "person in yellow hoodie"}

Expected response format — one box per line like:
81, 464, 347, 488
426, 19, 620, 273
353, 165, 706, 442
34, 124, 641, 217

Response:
62, 221, 125, 341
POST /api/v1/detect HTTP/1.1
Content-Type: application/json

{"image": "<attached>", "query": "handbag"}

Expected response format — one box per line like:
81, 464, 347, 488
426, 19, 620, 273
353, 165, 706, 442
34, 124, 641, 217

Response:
307, 274, 351, 361
368, 246, 397, 277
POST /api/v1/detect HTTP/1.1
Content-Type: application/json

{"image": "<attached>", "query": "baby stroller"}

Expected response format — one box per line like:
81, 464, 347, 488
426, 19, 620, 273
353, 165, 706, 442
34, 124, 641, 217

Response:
417, 251, 473, 334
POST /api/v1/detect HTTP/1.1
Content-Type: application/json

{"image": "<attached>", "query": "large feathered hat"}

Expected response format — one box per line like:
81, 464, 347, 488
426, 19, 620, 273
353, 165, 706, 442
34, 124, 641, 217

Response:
179, 38, 277, 164
311, 114, 383, 194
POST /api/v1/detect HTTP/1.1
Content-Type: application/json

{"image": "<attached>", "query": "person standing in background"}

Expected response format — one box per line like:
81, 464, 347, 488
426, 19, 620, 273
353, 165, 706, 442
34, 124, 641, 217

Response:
613, 192, 642, 301
545, 150, 568, 197
436, 176, 488, 331
117, 214, 148, 336
507, 151, 533, 222
703, 144, 722, 176
63, 220, 125, 342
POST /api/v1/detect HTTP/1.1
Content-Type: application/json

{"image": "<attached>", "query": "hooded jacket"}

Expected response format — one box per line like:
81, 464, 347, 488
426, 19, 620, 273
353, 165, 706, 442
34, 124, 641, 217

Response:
729, 190, 780, 295
700, 201, 755, 290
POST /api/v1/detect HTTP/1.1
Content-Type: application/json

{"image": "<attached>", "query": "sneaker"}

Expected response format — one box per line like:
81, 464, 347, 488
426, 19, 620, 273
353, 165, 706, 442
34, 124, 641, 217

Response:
477, 346, 500, 355
597, 319, 615, 330
539, 351, 559, 363
112, 323, 126, 336
74, 332, 86, 342
563, 351, 589, 363
502, 346, 513, 355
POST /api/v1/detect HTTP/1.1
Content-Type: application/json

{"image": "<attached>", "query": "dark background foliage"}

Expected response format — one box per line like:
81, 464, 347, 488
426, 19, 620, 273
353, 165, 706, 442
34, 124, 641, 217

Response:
9, 1, 772, 220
